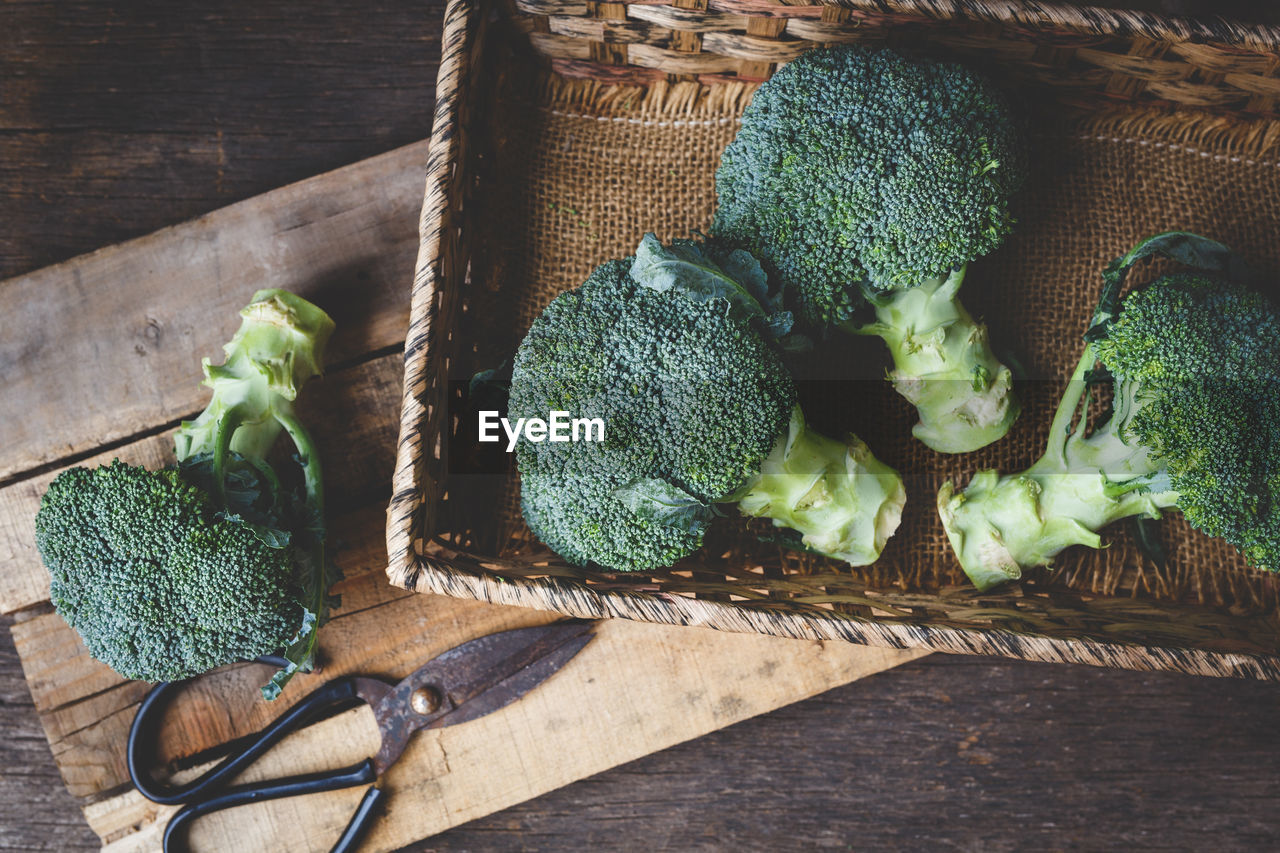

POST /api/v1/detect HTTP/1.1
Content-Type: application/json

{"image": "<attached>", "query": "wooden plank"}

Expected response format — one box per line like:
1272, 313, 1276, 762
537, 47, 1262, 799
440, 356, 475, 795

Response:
81, 618, 921, 852
0, 3, 440, 282
0, 141, 425, 484
0, 353, 403, 616
0, 615, 99, 852
422, 652, 1280, 850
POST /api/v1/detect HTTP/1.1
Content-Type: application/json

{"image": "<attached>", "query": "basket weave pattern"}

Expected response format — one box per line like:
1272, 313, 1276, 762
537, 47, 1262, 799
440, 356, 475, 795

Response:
514, 0, 1280, 115
388, 0, 1280, 678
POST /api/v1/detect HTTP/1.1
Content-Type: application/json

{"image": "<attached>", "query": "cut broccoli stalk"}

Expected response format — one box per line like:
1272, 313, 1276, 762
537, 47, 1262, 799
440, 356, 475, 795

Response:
938, 346, 1175, 590
736, 406, 907, 566
175, 292, 331, 470
843, 268, 1018, 454
938, 231, 1278, 591
175, 289, 336, 698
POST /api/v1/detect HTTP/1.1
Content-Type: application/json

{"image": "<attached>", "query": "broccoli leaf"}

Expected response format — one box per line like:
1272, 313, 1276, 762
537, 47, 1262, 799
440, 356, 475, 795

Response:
706, 245, 773, 307
469, 360, 512, 411
755, 527, 827, 556
630, 233, 768, 323
761, 310, 796, 340
1127, 515, 1168, 569
262, 607, 319, 701
614, 477, 716, 535
217, 512, 292, 549
1088, 231, 1248, 340
180, 453, 292, 548
630, 233, 804, 349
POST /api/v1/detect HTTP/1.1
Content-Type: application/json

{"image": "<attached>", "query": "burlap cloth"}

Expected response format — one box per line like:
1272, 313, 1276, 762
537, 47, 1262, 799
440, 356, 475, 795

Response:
445, 71, 1280, 646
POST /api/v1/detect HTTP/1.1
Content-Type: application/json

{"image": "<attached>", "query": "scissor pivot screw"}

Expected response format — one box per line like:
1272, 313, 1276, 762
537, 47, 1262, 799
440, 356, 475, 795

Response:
411, 687, 441, 715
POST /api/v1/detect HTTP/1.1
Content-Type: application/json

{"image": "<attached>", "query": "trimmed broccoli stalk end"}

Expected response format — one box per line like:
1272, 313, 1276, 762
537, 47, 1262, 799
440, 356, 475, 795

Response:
175, 289, 334, 468
939, 343, 1178, 589
846, 269, 1018, 453
736, 406, 906, 566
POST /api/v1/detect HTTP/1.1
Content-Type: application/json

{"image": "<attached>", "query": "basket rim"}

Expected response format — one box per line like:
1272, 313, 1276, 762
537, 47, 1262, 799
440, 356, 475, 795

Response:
521, 0, 1280, 53
399, 553, 1280, 679
386, 0, 1280, 679
385, 0, 477, 590
830, 0, 1280, 52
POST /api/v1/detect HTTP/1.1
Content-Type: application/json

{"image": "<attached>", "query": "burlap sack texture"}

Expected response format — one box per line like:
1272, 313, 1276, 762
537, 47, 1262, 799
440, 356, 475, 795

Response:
437, 70, 1280, 652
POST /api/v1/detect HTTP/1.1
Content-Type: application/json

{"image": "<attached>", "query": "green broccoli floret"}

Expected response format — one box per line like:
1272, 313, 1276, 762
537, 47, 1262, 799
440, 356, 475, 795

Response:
34, 290, 338, 697
937, 232, 1280, 590
37, 463, 300, 681
712, 45, 1026, 453
511, 234, 906, 572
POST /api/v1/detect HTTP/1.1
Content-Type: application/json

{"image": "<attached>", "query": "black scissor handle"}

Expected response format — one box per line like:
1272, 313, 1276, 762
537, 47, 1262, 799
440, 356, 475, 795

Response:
163, 760, 381, 853
127, 656, 387, 852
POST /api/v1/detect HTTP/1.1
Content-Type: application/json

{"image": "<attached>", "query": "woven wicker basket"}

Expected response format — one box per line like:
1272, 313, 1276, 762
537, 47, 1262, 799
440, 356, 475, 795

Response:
388, 0, 1280, 679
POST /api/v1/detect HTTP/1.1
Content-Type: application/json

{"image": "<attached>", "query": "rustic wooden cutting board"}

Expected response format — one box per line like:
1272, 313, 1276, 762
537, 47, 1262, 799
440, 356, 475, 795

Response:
0, 141, 924, 852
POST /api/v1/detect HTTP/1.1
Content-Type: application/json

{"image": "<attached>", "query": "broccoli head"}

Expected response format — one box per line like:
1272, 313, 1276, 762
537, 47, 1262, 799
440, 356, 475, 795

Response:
37, 462, 300, 682
511, 234, 905, 572
34, 290, 338, 697
938, 232, 1280, 590
713, 45, 1026, 453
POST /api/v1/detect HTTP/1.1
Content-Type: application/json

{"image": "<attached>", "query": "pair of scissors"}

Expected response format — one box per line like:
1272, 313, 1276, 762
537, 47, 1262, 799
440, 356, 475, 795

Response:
127, 620, 597, 852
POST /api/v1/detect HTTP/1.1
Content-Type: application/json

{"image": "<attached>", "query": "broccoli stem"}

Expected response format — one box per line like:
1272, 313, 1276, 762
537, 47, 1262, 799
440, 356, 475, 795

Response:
275, 411, 323, 515
175, 290, 331, 475
937, 345, 1177, 590
734, 406, 906, 566
172, 289, 335, 696
209, 406, 245, 507
270, 409, 328, 684
841, 268, 1019, 454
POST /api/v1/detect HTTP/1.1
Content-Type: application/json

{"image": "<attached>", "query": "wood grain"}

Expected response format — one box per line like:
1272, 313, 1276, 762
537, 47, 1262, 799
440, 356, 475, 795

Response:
0, 2, 439, 281
0, 142, 424, 484
420, 653, 1280, 851
85, 620, 920, 853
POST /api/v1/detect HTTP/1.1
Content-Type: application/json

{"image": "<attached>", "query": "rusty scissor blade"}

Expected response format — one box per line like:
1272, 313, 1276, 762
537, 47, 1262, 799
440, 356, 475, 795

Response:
425, 623, 595, 729
370, 620, 596, 773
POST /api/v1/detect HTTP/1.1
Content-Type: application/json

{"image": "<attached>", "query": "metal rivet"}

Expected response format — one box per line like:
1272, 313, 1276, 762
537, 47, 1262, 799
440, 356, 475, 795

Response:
410, 686, 441, 715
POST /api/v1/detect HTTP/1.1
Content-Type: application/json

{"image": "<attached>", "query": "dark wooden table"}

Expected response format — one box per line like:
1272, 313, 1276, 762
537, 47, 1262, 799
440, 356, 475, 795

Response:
4, 2, 1280, 850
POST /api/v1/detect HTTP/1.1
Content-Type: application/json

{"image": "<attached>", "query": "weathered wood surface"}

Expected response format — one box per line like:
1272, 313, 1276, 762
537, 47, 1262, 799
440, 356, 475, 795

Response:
5, 1, 1280, 851
0, 141, 922, 851
0, 142, 425, 485
83, 623, 915, 852
10, 646, 1280, 851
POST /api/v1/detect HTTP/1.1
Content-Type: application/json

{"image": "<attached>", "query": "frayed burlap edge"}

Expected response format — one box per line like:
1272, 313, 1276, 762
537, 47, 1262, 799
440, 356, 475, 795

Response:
535, 72, 1280, 160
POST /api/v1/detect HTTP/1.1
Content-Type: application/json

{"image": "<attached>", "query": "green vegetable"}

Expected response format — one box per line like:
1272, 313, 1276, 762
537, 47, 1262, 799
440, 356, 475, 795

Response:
938, 232, 1280, 590
712, 45, 1025, 453
510, 234, 905, 572
35, 290, 339, 697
